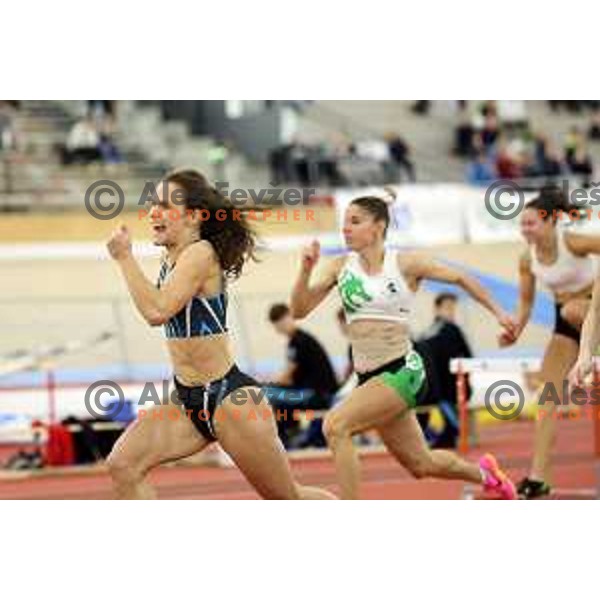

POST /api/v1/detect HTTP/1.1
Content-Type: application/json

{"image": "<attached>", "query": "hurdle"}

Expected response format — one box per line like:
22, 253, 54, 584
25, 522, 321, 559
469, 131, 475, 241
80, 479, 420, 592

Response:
0, 331, 115, 431
450, 357, 600, 499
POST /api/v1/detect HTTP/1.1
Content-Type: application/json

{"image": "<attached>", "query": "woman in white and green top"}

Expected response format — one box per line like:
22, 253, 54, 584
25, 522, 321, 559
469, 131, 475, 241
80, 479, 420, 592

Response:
291, 190, 518, 499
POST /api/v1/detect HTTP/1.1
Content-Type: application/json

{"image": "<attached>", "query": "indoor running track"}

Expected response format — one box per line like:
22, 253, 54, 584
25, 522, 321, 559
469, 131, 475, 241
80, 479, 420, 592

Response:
0, 420, 596, 499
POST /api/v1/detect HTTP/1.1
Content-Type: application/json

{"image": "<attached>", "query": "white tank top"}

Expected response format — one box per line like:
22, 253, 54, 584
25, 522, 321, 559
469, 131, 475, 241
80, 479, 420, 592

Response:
337, 250, 414, 324
529, 228, 595, 295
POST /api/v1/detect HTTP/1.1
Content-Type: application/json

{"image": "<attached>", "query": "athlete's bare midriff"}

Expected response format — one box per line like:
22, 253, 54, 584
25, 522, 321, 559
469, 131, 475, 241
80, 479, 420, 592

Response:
347, 319, 412, 373
553, 284, 593, 306
166, 334, 234, 386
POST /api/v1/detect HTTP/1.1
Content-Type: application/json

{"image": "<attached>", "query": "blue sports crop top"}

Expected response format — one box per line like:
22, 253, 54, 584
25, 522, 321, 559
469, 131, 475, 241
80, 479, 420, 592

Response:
156, 260, 228, 338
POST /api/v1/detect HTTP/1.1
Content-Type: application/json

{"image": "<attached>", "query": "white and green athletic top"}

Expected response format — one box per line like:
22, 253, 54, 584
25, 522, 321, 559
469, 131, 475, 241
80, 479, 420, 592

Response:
337, 250, 414, 324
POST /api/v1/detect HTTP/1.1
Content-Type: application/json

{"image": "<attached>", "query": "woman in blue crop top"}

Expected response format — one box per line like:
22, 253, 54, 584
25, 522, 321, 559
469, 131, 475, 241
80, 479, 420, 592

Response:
105, 168, 335, 500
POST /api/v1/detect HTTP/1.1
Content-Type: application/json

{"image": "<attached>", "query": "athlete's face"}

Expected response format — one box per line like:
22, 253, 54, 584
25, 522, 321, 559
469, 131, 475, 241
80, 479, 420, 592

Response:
149, 182, 196, 246
342, 205, 385, 251
520, 208, 551, 244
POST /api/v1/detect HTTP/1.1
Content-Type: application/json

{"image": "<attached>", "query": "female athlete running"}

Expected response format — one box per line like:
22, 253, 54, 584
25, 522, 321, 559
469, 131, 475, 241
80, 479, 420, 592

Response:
291, 190, 518, 499
501, 186, 600, 498
105, 169, 335, 499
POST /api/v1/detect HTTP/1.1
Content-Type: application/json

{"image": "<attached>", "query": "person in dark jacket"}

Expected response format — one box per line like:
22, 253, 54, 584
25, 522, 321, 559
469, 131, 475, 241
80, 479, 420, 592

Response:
417, 293, 473, 448
267, 303, 338, 448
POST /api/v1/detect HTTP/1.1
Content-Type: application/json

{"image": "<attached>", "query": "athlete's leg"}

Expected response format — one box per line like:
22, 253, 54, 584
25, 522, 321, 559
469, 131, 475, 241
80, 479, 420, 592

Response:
529, 334, 579, 483
106, 403, 210, 499
215, 387, 336, 500
323, 379, 408, 499
377, 410, 482, 483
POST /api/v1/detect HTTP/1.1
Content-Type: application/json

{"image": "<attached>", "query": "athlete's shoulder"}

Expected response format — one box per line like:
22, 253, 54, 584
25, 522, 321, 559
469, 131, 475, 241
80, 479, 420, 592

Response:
396, 250, 429, 276
563, 230, 600, 257
325, 254, 348, 275
180, 240, 217, 265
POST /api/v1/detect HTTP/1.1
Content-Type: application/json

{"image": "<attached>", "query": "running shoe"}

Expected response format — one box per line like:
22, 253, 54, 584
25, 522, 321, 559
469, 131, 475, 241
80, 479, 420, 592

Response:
479, 453, 517, 499
516, 477, 552, 499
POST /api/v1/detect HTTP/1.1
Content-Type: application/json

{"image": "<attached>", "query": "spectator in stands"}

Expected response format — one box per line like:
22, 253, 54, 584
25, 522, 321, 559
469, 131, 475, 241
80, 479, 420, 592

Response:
97, 118, 122, 165
564, 126, 584, 168
549, 100, 587, 113
267, 303, 338, 448
64, 115, 102, 164
467, 150, 495, 185
271, 133, 403, 188
480, 114, 499, 149
495, 138, 522, 180
540, 142, 565, 177
452, 105, 476, 157
589, 110, 600, 141
385, 132, 416, 182
0, 101, 19, 152
269, 142, 296, 183
416, 293, 473, 448
411, 101, 431, 115
569, 145, 594, 186
207, 138, 229, 181
533, 132, 549, 172
88, 100, 115, 120
481, 101, 498, 119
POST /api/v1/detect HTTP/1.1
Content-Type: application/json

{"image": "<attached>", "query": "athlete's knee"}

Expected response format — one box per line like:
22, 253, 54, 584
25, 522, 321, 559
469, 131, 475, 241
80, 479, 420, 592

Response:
106, 452, 144, 487
323, 411, 351, 446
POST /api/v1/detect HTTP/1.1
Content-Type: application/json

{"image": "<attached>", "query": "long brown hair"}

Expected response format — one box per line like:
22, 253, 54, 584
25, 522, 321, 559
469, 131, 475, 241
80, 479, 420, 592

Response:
164, 169, 258, 279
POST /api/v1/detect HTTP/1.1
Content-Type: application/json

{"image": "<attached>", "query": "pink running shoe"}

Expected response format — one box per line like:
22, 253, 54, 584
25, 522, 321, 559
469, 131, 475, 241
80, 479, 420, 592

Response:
479, 453, 517, 500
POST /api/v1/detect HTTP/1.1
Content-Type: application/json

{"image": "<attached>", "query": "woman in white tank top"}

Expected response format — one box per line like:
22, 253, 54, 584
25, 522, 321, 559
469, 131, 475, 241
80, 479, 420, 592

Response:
291, 189, 519, 499
502, 187, 600, 498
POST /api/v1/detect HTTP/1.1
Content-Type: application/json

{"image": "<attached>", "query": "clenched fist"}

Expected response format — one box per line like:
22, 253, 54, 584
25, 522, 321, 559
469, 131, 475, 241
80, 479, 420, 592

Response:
107, 224, 132, 261
301, 240, 320, 273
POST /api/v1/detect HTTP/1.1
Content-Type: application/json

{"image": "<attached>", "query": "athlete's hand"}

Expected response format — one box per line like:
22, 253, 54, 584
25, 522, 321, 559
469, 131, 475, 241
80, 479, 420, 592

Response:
568, 356, 594, 391
301, 240, 320, 273
498, 311, 518, 336
497, 312, 519, 347
107, 224, 132, 261
498, 330, 518, 347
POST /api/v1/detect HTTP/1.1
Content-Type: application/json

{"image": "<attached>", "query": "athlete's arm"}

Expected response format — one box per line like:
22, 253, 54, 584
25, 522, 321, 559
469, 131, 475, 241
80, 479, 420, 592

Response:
107, 226, 212, 325
570, 274, 600, 387
565, 232, 600, 257
290, 241, 344, 319
509, 253, 537, 343
402, 253, 518, 337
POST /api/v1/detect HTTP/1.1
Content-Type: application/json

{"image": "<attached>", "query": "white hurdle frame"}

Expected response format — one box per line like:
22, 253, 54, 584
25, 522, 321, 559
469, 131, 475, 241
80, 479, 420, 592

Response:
450, 356, 600, 499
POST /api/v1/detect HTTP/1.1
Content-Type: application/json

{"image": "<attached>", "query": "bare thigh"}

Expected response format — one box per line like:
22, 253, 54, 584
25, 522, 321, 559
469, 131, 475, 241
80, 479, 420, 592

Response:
376, 410, 430, 468
107, 403, 211, 475
325, 378, 409, 436
560, 299, 590, 330
214, 386, 300, 499
536, 334, 579, 396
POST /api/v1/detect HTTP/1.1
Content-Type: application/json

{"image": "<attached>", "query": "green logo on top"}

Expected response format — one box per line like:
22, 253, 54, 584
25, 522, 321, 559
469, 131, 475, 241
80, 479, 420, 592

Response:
339, 271, 372, 313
